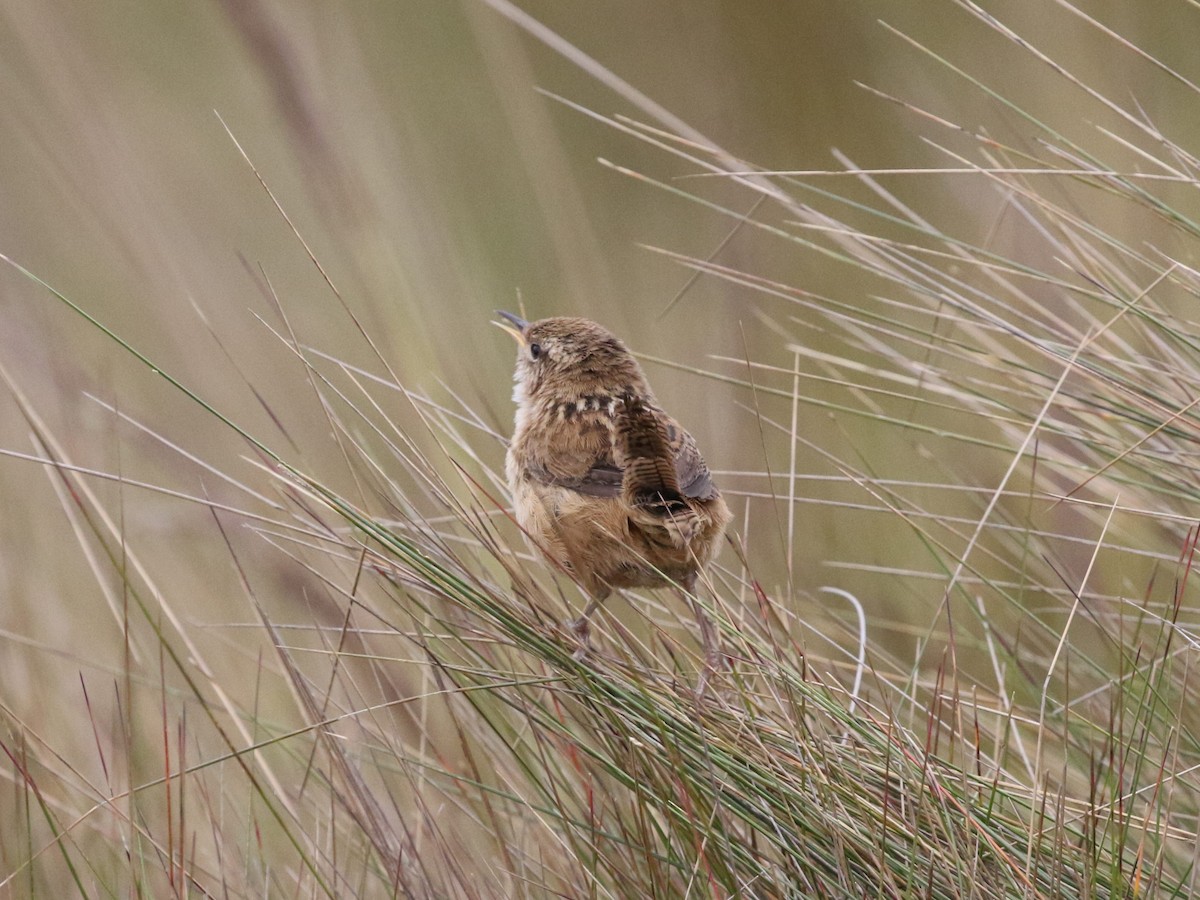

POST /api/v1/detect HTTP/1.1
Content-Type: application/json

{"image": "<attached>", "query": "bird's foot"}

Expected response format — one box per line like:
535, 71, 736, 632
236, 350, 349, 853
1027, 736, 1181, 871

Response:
694, 654, 722, 698
568, 616, 593, 661
694, 624, 728, 698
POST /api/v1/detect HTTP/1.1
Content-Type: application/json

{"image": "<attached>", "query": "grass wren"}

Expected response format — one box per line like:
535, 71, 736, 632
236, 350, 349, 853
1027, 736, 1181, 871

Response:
496, 311, 731, 665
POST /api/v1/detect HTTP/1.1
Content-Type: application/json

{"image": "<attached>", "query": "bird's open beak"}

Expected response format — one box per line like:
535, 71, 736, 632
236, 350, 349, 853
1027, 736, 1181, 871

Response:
493, 309, 529, 345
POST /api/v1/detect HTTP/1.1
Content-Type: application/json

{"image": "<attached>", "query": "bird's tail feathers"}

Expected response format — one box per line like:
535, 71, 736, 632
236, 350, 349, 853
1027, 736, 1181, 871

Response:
615, 394, 701, 547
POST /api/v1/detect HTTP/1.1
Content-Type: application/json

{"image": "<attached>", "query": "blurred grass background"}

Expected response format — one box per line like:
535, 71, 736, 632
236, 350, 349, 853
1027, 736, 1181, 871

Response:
2, 0, 1199, 895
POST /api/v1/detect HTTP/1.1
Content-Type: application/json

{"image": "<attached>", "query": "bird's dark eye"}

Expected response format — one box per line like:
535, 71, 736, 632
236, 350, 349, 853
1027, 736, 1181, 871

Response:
529, 342, 543, 360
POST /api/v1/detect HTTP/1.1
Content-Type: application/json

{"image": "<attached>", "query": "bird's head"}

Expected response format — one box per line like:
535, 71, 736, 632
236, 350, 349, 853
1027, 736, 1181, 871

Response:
494, 312, 651, 409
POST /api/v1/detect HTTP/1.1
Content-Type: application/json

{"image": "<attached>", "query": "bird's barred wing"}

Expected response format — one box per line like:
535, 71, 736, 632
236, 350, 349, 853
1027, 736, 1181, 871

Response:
522, 399, 716, 505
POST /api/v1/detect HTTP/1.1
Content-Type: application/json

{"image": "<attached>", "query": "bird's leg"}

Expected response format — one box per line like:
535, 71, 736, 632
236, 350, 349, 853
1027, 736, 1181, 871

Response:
680, 574, 723, 693
569, 589, 610, 660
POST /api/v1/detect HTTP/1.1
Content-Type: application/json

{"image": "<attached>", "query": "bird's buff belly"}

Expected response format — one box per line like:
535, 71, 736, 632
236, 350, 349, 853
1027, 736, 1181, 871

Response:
512, 481, 712, 592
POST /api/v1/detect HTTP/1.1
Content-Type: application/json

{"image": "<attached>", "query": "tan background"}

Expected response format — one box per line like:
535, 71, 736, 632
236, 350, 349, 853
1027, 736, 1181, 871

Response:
1, 3, 1196, 879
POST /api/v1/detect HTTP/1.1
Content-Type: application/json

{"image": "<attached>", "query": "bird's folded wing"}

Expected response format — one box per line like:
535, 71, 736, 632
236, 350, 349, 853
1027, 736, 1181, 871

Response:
525, 459, 624, 498
671, 428, 718, 502
523, 402, 716, 504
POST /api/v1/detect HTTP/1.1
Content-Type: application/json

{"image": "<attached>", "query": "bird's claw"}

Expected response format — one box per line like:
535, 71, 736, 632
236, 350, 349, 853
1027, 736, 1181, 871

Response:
568, 616, 592, 660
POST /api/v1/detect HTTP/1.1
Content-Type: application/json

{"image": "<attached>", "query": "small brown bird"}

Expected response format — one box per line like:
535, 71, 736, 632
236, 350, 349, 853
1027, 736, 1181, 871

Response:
495, 311, 731, 666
